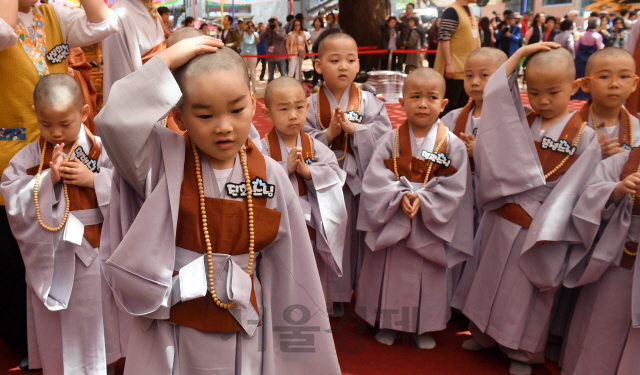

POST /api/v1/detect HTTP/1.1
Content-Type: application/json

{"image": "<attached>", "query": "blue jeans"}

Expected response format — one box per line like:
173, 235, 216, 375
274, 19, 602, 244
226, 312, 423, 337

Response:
267, 60, 287, 82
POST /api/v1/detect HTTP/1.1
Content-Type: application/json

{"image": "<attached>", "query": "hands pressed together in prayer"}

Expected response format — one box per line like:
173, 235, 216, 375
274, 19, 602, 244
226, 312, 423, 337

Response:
326, 106, 355, 144
50, 143, 95, 189
286, 147, 312, 180
402, 191, 420, 219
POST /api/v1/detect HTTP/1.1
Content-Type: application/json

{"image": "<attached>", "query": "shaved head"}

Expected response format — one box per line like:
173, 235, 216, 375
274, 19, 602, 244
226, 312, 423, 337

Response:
166, 27, 204, 47
264, 76, 305, 108
586, 47, 636, 76
33, 74, 83, 111
318, 32, 357, 59
403, 67, 446, 96
466, 47, 508, 70
173, 47, 250, 106
526, 48, 576, 82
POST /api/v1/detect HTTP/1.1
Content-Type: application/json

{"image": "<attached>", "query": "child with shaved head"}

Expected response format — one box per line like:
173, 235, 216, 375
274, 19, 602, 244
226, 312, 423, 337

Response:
356, 67, 473, 350
457, 43, 600, 375
304, 32, 392, 317
1, 74, 120, 374
576, 47, 640, 158
95, 37, 340, 374
260, 77, 348, 314
560, 48, 640, 375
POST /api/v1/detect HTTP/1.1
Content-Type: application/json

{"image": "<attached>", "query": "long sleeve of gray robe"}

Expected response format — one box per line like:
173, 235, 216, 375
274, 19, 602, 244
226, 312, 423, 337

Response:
95, 56, 341, 374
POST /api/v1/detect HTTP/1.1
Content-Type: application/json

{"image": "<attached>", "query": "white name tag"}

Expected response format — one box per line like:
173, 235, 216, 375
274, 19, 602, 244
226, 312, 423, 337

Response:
472, 28, 477, 38
63, 213, 84, 246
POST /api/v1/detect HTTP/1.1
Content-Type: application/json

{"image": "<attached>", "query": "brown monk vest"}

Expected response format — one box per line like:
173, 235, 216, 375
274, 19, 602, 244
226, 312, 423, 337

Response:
264, 127, 316, 240
168, 134, 281, 332
26, 126, 102, 247
578, 100, 635, 150
453, 101, 476, 173
492, 112, 586, 228
383, 120, 457, 182
619, 147, 640, 269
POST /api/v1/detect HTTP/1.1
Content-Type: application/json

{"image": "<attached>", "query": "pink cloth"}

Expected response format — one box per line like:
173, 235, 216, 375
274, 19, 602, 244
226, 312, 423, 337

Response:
575, 30, 604, 53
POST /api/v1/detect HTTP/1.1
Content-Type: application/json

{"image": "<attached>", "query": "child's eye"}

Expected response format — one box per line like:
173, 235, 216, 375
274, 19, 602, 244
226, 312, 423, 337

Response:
297, 106, 304, 109
482, 74, 489, 78
598, 75, 610, 80
550, 92, 559, 95
429, 96, 438, 100
280, 108, 287, 111
331, 60, 338, 63
231, 107, 245, 114
198, 115, 213, 119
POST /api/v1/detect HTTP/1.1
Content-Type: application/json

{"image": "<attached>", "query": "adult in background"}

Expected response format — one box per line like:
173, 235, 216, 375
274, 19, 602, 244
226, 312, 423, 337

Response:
554, 19, 575, 58
380, 16, 399, 71
524, 12, 545, 44
434, 0, 481, 116
611, 16, 628, 48
286, 19, 306, 80
520, 11, 531, 38
598, 14, 613, 47
318, 11, 326, 26
182, 16, 194, 28
544, 16, 558, 42
260, 17, 287, 82
479, 16, 494, 47
220, 15, 241, 50
283, 14, 294, 34
257, 22, 267, 81
241, 20, 259, 92
573, 17, 604, 100
309, 17, 324, 83
426, 17, 440, 67
404, 17, 423, 73
157, 6, 171, 37
567, 10, 580, 38
496, 12, 522, 57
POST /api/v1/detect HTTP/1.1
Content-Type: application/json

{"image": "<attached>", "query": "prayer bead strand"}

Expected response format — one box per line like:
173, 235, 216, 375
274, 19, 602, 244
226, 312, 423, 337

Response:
34, 137, 80, 232
590, 105, 633, 145
192, 142, 255, 309
624, 162, 640, 257
543, 122, 588, 180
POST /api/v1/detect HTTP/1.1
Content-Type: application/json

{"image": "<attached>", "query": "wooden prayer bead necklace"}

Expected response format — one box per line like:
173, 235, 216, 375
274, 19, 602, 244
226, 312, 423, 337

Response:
543, 122, 588, 181
265, 132, 315, 162
589, 105, 633, 145
34, 137, 80, 232
191, 142, 255, 309
317, 88, 362, 162
392, 124, 446, 188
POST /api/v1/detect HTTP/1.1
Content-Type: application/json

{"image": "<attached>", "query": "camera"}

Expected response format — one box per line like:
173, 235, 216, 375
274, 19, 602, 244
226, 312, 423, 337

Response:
503, 25, 511, 33
619, 27, 625, 33
270, 23, 276, 30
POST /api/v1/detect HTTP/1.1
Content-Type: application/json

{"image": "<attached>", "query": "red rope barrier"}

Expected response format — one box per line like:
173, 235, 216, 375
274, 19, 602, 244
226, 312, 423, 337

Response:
240, 53, 298, 59
248, 49, 436, 59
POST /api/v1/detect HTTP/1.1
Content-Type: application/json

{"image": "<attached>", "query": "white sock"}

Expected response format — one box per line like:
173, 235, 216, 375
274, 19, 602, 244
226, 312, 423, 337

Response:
375, 329, 398, 346
414, 332, 436, 350
509, 360, 532, 375
462, 338, 485, 351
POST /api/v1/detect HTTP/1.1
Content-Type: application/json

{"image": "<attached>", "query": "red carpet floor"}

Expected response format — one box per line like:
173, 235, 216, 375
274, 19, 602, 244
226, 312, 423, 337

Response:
0, 93, 579, 374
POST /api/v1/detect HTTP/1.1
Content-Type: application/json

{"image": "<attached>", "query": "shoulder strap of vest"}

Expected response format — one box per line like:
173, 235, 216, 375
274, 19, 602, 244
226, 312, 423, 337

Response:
454, 101, 473, 137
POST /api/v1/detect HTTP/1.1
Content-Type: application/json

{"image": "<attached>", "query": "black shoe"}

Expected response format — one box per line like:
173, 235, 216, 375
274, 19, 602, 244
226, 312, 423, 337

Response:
20, 354, 42, 372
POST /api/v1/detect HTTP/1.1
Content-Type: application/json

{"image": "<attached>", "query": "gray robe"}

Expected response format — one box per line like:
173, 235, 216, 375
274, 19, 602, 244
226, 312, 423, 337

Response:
260, 132, 348, 314
304, 83, 392, 303
0, 127, 123, 374
561, 151, 640, 375
457, 64, 600, 361
355, 121, 474, 334
95, 56, 340, 375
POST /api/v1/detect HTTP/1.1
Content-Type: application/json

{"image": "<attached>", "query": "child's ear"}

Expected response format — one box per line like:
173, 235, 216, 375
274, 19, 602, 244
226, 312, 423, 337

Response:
399, 97, 405, 111
261, 106, 273, 122
315, 58, 323, 75
250, 91, 257, 118
81, 104, 90, 123
440, 98, 449, 113
632, 76, 640, 94
578, 78, 590, 94
173, 108, 187, 131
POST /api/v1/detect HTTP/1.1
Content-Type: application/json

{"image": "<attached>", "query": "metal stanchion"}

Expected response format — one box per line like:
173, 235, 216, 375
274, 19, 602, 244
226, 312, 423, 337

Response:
298, 51, 303, 82
388, 50, 393, 71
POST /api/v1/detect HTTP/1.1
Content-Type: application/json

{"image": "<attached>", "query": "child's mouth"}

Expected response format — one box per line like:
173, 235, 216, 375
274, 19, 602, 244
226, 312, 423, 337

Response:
216, 140, 234, 149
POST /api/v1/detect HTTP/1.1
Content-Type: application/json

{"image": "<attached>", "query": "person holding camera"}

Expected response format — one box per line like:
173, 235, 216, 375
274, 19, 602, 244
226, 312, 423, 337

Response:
260, 17, 288, 82
241, 20, 260, 92
496, 12, 522, 57
611, 16, 628, 48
